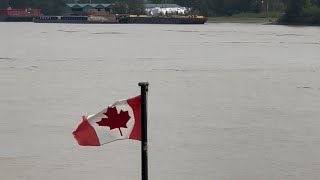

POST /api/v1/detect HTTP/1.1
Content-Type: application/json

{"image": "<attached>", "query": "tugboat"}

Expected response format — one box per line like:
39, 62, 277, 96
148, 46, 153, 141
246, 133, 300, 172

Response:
0, 8, 41, 22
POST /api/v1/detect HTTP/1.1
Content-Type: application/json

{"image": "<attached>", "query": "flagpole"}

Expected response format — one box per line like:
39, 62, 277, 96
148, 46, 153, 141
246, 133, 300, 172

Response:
138, 82, 149, 180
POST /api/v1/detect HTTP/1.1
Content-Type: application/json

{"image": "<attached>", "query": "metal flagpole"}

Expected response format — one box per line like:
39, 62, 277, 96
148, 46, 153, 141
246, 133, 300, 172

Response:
138, 82, 149, 180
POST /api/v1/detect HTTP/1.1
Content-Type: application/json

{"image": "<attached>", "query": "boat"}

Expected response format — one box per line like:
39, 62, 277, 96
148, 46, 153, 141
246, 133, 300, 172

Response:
33, 15, 119, 24
33, 14, 207, 24
33, 16, 88, 23
117, 15, 208, 24
32, 2, 207, 24
33, 2, 207, 25
0, 9, 41, 22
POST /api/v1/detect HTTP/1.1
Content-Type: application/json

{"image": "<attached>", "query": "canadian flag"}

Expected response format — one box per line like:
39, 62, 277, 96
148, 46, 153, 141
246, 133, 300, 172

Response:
73, 96, 141, 146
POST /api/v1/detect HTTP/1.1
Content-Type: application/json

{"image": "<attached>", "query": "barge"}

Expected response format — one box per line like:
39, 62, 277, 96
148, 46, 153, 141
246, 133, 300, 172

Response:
118, 15, 208, 24
33, 15, 207, 24
33, 16, 88, 23
33, 15, 118, 24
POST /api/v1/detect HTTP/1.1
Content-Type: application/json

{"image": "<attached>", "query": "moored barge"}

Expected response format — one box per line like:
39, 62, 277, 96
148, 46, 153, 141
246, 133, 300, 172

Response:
33, 15, 119, 24
33, 15, 207, 24
118, 15, 208, 24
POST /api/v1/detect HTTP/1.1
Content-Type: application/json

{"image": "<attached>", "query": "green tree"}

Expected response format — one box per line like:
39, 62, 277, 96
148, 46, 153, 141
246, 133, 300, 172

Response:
9, 0, 29, 8
286, 0, 310, 15
0, 0, 9, 9
127, 0, 145, 14
32, 0, 66, 15
311, 0, 320, 6
112, 0, 128, 14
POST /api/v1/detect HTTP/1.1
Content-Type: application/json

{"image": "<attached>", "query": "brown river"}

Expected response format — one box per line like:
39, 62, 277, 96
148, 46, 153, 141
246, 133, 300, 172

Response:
0, 22, 320, 180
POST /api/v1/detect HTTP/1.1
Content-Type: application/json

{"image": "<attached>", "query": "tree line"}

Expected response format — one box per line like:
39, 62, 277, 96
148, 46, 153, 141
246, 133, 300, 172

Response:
279, 0, 320, 24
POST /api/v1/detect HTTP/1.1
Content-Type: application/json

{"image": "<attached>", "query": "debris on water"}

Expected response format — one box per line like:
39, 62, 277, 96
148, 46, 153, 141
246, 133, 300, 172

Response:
26, 66, 39, 70
0, 57, 15, 61
57, 30, 80, 33
276, 33, 305, 37
91, 32, 125, 35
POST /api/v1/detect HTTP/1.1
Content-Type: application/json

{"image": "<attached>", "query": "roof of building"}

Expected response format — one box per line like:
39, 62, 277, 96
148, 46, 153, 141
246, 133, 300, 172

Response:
145, 4, 183, 9
66, 4, 112, 8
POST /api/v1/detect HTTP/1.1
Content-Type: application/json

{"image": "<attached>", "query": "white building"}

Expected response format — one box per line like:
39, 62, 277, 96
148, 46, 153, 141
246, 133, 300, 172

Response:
145, 4, 188, 16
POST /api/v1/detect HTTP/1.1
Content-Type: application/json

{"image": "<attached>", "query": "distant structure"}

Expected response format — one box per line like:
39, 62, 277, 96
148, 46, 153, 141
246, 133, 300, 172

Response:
145, 4, 188, 16
64, 3, 113, 16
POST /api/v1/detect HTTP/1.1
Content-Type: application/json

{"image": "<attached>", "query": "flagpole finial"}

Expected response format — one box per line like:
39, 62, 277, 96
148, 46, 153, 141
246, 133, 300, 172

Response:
138, 82, 149, 87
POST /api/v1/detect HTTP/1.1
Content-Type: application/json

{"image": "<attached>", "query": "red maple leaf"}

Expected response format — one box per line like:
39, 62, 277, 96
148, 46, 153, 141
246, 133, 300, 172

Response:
96, 106, 131, 136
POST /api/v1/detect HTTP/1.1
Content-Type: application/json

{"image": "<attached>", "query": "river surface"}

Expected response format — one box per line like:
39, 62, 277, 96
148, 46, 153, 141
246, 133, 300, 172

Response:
0, 22, 320, 180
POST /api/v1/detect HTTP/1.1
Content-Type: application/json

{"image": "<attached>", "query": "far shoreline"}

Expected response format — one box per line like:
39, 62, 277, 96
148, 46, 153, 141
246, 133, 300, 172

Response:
206, 16, 278, 24
206, 14, 320, 26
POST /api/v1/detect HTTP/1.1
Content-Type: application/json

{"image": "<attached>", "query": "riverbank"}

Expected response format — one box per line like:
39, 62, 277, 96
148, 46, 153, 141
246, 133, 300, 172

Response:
207, 17, 277, 23
207, 12, 281, 24
1, 23, 320, 180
